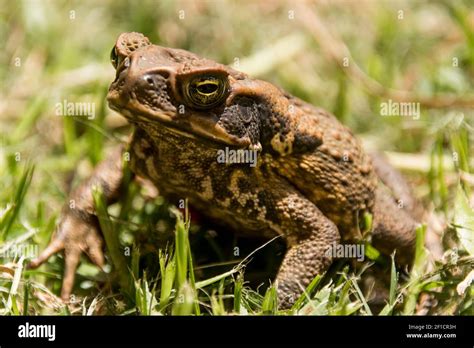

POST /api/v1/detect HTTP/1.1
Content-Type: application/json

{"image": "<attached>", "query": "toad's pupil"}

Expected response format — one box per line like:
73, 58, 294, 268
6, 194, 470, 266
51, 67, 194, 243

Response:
197, 83, 218, 94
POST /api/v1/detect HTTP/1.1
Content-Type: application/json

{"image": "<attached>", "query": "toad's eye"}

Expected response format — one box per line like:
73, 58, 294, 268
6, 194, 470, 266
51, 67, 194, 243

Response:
184, 76, 228, 109
110, 46, 119, 69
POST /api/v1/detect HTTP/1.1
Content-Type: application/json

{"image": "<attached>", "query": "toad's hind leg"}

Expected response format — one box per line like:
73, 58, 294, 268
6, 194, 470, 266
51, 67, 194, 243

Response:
371, 186, 419, 266
369, 153, 421, 266
270, 183, 340, 309
370, 152, 423, 221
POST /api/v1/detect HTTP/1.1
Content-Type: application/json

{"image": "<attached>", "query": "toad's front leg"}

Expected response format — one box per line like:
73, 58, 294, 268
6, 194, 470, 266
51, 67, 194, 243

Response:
29, 146, 127, 300
268, 181, 341, 309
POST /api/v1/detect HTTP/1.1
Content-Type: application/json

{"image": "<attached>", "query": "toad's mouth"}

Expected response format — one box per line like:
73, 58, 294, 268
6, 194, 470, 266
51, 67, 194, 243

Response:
107, 95, 252, 149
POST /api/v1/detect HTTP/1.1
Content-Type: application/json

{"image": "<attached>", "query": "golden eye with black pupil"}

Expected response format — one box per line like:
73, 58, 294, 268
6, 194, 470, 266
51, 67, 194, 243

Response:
184, 76, 228, 109
110, 47, 119, 69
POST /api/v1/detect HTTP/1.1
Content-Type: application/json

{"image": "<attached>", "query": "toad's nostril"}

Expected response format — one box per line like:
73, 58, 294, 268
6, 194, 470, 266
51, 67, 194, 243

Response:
143, 73, 169, 87
141, 73, 168, 91
144, 75, 155, 86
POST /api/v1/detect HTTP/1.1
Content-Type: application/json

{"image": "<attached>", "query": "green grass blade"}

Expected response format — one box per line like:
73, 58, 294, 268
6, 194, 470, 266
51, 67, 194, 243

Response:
158, 248, 176, 311
1, 163, 35, 239
195, 268, 239, 289
261, 283, 278, 315
174, 211, 188, 291
290, 274, 322, 311
453, 184, 474, 256
379, 254, 398, 315
92, 186, 133, 298
22, 280, 29, 315
171, 282, 194, 315
403, 225, 427, 315
233, 272, 244, 314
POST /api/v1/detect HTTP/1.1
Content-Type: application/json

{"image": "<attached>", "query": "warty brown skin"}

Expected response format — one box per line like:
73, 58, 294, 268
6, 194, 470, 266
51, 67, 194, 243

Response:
30, 32, 420, 308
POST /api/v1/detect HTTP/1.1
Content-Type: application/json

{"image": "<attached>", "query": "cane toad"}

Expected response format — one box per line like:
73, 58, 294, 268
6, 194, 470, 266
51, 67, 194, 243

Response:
30, 32, 421, 309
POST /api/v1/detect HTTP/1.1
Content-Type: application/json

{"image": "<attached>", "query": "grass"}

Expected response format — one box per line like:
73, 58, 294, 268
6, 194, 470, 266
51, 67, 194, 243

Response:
0, 0, 473, 315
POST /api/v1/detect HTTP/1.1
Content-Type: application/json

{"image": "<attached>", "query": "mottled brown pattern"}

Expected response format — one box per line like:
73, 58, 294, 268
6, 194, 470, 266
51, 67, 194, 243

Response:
31, 33, 421, 308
